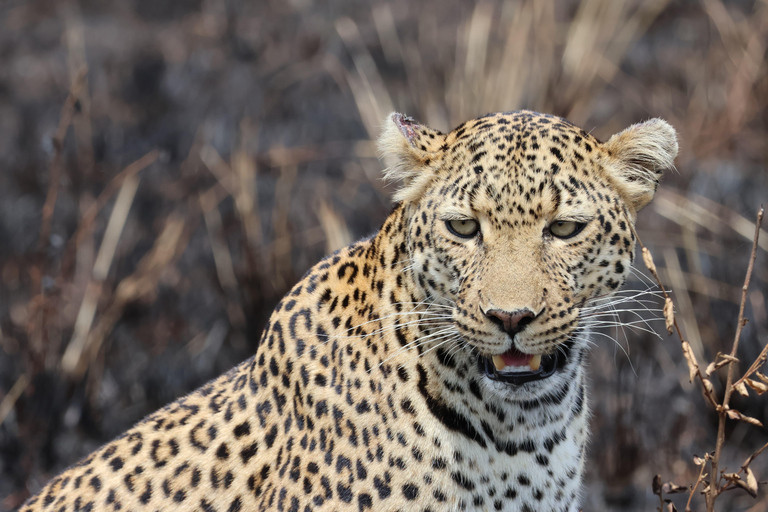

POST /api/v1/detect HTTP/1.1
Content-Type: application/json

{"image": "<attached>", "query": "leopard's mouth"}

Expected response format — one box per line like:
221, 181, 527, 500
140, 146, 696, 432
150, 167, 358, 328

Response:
479, 345, 567, 385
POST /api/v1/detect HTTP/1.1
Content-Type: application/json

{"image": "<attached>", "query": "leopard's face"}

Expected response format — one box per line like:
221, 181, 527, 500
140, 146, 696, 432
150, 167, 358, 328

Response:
381, 111, 677, 399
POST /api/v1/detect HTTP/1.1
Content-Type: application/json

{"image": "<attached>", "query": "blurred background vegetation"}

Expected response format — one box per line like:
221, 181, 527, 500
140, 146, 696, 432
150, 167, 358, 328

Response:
0, 0, 767, 510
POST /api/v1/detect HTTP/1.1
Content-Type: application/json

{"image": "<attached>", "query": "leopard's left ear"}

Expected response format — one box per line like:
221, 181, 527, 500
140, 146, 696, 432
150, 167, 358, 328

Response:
602, 119, 678, 212
378, 113, 445, 203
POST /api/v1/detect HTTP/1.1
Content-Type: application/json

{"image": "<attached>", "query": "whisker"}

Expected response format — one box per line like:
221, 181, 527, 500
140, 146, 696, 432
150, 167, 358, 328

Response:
369, 328, 460, 372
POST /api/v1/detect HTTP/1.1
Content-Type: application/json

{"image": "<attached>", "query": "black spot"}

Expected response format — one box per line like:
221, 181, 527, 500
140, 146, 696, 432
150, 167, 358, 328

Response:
139, 482, 152, 504
337, 262, 359, 284
358, 493, 373, 511
240, 443, 259, 464
337, 482, 353, 503
356, 400, 371, 414
109, 456, 124, 471
233, 421, 251, 438
228, 496, 242, 512
269, 357, 279, 376
191, 467, 201, 487
451, 472, 475, 491
402, 483, 419, 500
265, 425, 278, 448
373, 476, 391, 499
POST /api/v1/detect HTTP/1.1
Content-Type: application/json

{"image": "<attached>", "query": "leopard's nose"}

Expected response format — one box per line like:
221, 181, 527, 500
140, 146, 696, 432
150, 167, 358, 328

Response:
485, 308, 536, 336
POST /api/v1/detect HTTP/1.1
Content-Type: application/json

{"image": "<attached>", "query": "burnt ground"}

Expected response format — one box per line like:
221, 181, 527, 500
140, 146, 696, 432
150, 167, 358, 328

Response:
1, 0, 767, 510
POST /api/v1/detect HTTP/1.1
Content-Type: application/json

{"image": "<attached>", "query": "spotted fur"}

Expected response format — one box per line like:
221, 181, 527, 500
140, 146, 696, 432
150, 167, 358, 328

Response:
22, 111, 677, 512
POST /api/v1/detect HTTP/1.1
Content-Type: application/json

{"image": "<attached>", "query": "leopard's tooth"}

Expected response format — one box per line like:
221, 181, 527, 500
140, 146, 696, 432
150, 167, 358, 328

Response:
528, 355, 542, 372
492, 355, 506, 371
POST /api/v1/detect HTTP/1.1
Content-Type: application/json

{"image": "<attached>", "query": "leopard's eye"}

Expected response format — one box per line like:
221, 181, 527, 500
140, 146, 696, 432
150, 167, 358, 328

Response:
549, 220, 585, 239
446, 219, 480, 238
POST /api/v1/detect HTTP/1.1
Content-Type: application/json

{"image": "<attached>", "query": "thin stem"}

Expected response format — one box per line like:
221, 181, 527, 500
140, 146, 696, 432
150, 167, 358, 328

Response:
686, 459, 709, 512
732, 341, 768, 389
710, 205, 763, 509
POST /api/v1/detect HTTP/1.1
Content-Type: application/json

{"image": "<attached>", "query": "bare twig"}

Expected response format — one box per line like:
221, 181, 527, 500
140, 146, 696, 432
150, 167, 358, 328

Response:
741, 440, 768, 473
732, 342, 768, 390
635, 205, 765, 511
686, 455, 710, 512
710, 206, 763, 507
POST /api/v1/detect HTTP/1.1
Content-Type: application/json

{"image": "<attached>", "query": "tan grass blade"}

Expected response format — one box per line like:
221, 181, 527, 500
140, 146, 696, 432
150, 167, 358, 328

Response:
336, 17, 394, 139
62, 174, 141, 375
317, 200, 352, 254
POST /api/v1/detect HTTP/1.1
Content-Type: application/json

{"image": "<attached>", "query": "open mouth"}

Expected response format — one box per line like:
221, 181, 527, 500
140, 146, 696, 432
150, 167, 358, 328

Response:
479, 346, 566, 385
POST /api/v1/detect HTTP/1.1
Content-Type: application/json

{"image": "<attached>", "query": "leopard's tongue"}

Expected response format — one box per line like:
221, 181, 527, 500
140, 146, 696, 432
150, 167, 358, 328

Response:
492, 349, 542, 372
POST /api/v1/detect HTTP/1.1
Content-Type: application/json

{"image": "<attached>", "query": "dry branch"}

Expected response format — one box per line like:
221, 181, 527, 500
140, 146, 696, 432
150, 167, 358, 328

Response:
709, 205, 764, 508
637, 205, 765, 512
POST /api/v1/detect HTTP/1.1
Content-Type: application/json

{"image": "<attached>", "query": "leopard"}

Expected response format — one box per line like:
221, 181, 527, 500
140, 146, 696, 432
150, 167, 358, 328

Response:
20, 110, 677, 512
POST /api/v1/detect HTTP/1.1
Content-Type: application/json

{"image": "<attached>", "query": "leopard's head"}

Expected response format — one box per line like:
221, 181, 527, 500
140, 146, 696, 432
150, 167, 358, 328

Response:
379, 111, 677, 398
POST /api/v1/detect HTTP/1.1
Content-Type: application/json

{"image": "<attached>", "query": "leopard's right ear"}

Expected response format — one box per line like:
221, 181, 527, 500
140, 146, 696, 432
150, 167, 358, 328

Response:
602, 118, 678, 213
378, 113, 445, 203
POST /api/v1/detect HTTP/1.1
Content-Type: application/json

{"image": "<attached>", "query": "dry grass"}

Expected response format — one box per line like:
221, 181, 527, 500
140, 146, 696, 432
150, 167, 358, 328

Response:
0, 0, 766, 510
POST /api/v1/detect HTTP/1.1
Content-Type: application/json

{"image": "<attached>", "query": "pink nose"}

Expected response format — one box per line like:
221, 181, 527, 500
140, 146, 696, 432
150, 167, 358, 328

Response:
485, 308, 536, 336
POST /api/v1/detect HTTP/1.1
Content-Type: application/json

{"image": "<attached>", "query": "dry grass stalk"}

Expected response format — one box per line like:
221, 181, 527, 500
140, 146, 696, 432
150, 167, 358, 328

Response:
200, 191, 245, 328
78, 214, 191, 381
61, 150, 160, 276
0, 374, 29, 427
233, 119, 263, 251
336, 16, 394, 139
316, 200, 352, 254
639, 206, 765, 511
61, 174, 141, 376
655, 189, 768, 252
38, 67, 87, 252
270, 164, 298, 291
63, 5, 94, 179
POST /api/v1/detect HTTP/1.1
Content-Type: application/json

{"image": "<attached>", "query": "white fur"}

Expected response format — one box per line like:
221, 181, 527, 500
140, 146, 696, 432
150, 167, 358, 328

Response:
603, 118, 678, 211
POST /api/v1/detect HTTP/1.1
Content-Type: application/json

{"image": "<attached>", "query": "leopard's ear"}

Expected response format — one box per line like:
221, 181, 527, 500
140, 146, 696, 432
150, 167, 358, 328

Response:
378, 113, 445, 203
602, 119, 678, 212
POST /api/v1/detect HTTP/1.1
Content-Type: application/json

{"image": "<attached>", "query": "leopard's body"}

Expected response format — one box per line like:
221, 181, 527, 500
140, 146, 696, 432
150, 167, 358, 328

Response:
22, 111, 677, 512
